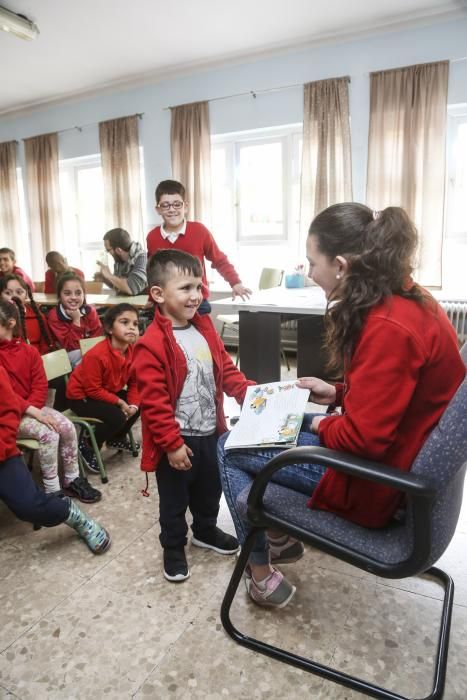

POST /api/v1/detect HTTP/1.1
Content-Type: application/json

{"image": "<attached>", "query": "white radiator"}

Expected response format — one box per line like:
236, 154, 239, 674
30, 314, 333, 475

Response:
440, 301, 467, 344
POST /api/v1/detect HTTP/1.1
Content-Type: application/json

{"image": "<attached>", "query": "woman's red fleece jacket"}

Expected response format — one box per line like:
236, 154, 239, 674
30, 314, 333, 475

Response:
311, 294, 465, 528
0, 365, 21, 462
47, 305, 102, 351
0, 339, 48, 414
132, 309, 255, 471
66, 337, 139, 406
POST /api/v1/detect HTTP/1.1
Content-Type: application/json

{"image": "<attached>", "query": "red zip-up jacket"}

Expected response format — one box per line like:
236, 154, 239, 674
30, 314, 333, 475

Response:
47, 304, 102, 351
0, 366, 21, 462
66, 337, 139, 406
23, 304, 53, 355
311, 294, 465, 528
146, 221, 241, 300
0, 339, 48, 414
133, 309, 254, 471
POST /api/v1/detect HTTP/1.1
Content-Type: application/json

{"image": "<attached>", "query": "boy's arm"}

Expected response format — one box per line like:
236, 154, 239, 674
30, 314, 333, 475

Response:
133, 346, 184, 454
218, 341, 256, 403
202, 226, 248, 293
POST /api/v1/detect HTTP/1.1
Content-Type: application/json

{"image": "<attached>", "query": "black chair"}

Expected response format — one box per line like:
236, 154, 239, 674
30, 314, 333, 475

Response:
221, 348, 467, 700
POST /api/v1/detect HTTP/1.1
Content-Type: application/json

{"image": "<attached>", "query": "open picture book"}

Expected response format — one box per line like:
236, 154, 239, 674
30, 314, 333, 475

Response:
224, 381, 309, 451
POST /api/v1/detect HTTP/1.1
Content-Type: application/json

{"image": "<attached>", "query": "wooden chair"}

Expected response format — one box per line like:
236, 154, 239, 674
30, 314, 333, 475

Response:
84, 280, 104, 294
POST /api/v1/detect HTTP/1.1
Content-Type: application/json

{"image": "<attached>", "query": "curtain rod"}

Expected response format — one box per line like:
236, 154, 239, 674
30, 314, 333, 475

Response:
21, 113, 144, 141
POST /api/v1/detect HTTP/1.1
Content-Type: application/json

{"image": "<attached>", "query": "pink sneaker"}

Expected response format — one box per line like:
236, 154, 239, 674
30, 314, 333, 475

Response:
245, 565, 296, 608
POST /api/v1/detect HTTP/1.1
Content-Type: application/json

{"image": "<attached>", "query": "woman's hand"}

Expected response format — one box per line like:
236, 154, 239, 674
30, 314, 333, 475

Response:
296, 377, 336, 405
167, 444, 193, 471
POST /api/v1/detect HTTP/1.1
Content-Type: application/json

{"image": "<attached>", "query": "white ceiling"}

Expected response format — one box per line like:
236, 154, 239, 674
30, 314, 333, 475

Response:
1, 0, 465, 116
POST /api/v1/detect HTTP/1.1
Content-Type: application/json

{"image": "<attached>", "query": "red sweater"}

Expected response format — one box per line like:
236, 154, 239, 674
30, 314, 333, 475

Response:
311, 294, 465, 528
44, 267, 84, 294
0, 366, 21, 462
133, 309, 254, 471
47, 305, 102, 351
146, 221, 241, 299
66, 337, 139, 406
0, 339, 48, 414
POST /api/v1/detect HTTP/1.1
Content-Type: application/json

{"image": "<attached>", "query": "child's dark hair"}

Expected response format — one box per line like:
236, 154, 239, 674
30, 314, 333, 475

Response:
0, 299, 21, 338
0, 247, 16, 261
308, 203, 426, 374
155, 179, 185, 203
103, 303, 138, 336
147, 249, 203, 288
56, 272, 86, 301
0, 273, 54, 349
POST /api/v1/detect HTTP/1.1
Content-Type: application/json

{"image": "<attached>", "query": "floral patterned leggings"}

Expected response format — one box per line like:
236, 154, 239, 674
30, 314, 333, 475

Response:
17, 408, 79, 494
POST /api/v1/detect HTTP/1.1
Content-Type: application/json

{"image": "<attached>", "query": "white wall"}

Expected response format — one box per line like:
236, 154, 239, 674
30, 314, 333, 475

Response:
1, 16, 466, 235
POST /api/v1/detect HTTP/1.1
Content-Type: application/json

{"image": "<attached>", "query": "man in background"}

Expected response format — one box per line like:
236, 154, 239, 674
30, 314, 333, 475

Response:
96, 228, 147, 296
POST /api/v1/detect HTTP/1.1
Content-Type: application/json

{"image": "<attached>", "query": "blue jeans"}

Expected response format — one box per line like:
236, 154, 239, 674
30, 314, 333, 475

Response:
217, 415, 326, 565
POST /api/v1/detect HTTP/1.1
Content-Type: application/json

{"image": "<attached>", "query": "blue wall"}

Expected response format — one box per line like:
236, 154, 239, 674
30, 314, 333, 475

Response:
1, 16, 466, 227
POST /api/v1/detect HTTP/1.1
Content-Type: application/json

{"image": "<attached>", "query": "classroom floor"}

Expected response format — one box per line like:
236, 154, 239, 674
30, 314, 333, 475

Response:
1, 356, 467, 699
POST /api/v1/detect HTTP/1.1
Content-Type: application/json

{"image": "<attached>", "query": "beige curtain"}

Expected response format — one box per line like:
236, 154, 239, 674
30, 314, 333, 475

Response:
24, 132, 63, 279
300, 77, 352, 246
0, 140, 22, 250
367, 61, 449, 287
99, 115, 143, 239
170, 101, 212, 224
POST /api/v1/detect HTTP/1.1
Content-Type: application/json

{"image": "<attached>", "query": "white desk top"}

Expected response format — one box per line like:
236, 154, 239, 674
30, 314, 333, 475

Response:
211, 286, 327, 315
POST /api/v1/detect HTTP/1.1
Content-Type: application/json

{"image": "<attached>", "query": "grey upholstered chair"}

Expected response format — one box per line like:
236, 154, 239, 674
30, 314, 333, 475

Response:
221, 346, 467, 700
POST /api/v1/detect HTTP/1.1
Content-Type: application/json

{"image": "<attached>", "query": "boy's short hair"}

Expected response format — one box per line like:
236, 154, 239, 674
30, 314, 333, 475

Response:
103, 228, 131, 251
147, 250, 202, 288
155, 180, 186, 204
0, 247, 15, 261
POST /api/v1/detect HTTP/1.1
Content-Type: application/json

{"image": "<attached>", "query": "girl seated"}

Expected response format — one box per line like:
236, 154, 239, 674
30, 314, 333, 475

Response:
0, 274, 54, 355
0, 363, 110, 554
65, 303, 141, 472
0, 300, 101, 504
47, 272, 102, 368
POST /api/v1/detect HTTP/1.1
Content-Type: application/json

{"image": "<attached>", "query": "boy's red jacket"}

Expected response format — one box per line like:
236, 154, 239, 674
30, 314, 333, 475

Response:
0, 338, 48, 414
132, 309, 254, 471
0, 365, 21, 462
146, 221, 241, 300
312, 294, 465, 528
66, 337, 139, 406
48, 305, 102, 351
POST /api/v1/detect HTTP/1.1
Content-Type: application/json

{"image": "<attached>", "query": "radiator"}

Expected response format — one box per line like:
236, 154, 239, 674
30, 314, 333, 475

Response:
440, 301, 467, 344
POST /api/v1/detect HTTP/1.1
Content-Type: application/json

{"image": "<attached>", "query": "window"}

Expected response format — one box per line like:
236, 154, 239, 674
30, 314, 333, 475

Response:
444, 108, 467, 295
211, 125, 302, 287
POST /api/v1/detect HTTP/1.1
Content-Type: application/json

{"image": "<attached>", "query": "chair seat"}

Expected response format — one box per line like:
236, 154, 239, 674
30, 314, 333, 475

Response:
237, 482, 412, 566
218, 313, 239, 326
63, 409, 103, 424
17, 438, 40, 450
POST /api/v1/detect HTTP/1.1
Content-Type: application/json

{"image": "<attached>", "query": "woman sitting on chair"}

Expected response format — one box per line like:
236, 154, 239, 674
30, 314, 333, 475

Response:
218, 203, 465, 609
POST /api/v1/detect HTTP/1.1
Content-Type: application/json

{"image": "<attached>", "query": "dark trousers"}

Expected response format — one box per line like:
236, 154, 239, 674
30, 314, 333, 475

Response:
66, 390, 140, 447
156, 434, 221, 549
0, 456, 70, 527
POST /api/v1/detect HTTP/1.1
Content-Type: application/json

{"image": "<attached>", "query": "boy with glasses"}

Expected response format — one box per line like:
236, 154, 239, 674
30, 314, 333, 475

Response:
147, 180, 251, 314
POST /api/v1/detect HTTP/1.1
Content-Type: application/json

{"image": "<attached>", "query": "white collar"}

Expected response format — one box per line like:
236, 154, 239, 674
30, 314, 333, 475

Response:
160, 219, 187, 239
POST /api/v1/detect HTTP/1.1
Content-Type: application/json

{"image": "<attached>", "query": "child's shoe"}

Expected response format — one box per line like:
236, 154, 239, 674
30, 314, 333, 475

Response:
163, 547, 190, 582
192, 526, 239, 555
268, 534, 305, 564
65, 499, 111, 554
245, 564, 296, 608
78, 435, 101, 474
62, 476, 102, 504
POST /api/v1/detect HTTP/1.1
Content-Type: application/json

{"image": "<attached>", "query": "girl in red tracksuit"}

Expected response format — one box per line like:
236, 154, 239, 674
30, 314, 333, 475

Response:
0, 300, 100, 503
0, 274, 54, 355
65, 303, 140, 473
47, 273, 102, 368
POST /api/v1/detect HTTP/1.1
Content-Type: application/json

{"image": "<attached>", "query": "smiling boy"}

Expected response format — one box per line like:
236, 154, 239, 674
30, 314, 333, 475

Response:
133, 249, 254, 582
146, 180, 251, 314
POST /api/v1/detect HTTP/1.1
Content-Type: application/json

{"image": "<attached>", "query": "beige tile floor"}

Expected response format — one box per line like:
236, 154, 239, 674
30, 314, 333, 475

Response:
1, 356, 467, 699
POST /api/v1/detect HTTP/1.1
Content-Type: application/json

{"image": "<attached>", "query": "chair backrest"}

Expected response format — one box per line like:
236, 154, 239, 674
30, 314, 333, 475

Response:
79, 336, 105, 355
84, 280, 103, 294
258, 268, 284, 290
409, 355, 467, 564
33, 281, 45, 292
42, 348, 73, 381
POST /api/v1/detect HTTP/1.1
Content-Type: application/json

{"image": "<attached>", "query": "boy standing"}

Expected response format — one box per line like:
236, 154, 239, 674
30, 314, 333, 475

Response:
146, 180, 251, 314
133, 249, 254, 581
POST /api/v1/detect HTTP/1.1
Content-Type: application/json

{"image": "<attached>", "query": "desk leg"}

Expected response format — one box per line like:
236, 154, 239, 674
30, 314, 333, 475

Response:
238, 311, 281, 383
297, 316, 328, 379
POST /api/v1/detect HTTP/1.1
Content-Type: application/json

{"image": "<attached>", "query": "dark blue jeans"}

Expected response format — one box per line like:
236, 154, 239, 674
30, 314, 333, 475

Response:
217, 415, 326, 565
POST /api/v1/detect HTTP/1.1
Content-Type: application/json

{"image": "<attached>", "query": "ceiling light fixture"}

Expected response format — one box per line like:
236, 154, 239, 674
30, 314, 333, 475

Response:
0, 4, 39, 40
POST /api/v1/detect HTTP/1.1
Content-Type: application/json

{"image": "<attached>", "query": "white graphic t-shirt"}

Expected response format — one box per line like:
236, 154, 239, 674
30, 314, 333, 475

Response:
172, 324, 217, 436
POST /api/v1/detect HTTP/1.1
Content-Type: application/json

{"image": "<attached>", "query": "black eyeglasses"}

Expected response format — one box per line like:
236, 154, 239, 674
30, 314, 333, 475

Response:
158, 201, 184, 211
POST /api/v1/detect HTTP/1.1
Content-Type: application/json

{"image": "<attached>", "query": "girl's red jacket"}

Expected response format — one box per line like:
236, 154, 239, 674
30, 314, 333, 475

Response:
0, 365, 21, 462
132, 309, 254, 471
47, 305, 102, 351
24, 304, 53, 355
0, 338, 48, 414
66, 337, 139, 406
